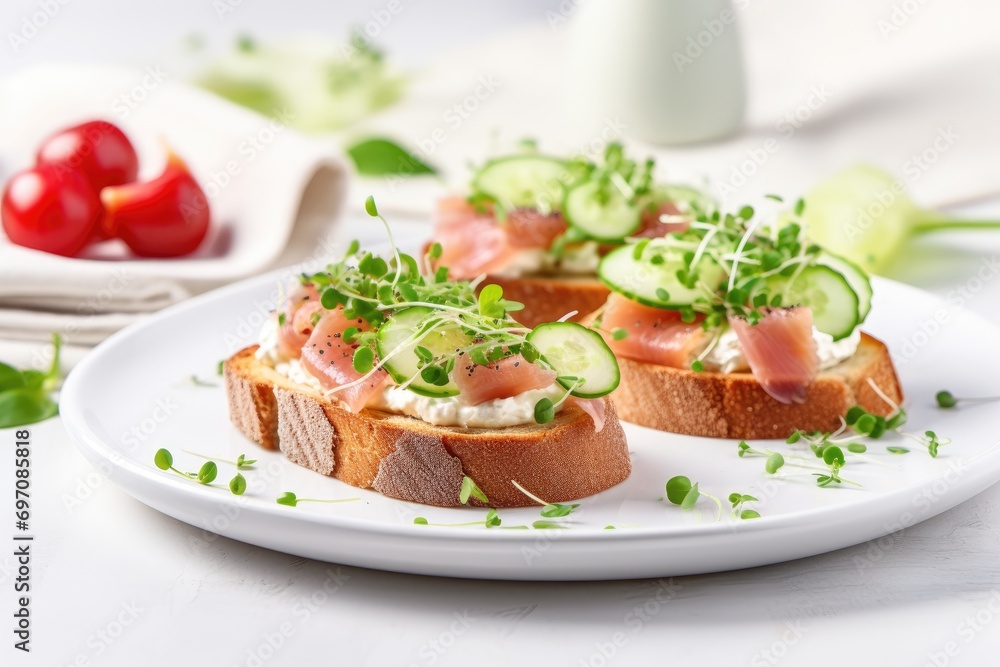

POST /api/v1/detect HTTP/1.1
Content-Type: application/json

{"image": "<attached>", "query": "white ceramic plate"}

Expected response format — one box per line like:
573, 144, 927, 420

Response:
60, 270, 1000, 580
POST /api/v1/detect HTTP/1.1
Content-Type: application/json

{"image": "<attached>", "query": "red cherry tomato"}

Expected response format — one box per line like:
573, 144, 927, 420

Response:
36, 120, 139, 191
1, 164, 104, 257
101, 150, 210, 257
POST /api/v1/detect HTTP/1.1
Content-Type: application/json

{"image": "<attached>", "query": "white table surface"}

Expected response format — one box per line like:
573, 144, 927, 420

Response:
4, 1, 1000, 665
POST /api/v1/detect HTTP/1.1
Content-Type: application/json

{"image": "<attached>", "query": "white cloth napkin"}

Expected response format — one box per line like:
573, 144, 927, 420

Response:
0, 64, 347, 368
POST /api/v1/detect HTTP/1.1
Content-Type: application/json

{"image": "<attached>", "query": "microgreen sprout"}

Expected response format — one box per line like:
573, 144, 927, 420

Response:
511, 480, 580, 519
898, 430, 951, 458
664, 476, 722, 520
276, 491, 360, 507
459, 476, 489, 505
197, 461, 218, 484
813, 445, 861, 488
153, 448, 189, 478
413, 509, 504, 528
728, 492, 761, 520
936, 390, 1000, 410
229, 473, 247, 496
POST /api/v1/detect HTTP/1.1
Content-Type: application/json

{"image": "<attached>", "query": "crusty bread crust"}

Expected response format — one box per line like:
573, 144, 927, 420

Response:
224, 347, 631, 507
611, 333, 904, 439
478, 274, 610, 329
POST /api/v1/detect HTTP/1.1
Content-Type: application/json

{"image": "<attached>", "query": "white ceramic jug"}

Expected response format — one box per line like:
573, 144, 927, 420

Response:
568, 0, 747, 145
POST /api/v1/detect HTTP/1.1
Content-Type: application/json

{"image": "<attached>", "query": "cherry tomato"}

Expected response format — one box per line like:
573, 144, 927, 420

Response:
101, 150, 210, 257
36, 120, 139, 191
1, 164, 103, 257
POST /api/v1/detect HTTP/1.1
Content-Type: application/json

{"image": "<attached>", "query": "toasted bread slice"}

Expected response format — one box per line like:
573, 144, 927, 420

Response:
224, 346, 630, 507
611, 333, 903, 439
478, 274, 610, 329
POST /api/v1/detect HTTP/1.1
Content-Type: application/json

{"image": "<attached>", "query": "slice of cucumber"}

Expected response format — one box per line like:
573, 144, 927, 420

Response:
598, 243, 727, 308
816, 251, 872, 322
526, 322, 620, 398
472, 155, 572, 211
375, 307, 470, 397
765, 265, 860, 340
563, 180, 642, 242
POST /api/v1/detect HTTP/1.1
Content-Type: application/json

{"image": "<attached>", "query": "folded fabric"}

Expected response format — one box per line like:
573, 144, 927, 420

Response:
0, 64, 348, 366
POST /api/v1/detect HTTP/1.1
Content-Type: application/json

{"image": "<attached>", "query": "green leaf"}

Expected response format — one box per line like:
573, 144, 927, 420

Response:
847, 443, 867, 454
680, 484, 701, 511
887, 446, 910, 455
520, 341, 541, 363
197, 461, 218, 484
540, 503, 579, 518
229, 473, 247, 496
845, 405, 866, 425
740, 509, 761, 520
765, 452, 785, 474
935, 390, 957, 409
346, 137, 437, 177
154, 448, 173, 471
611, 327, 628, 341
0, 363, 27, 392
534, 398, 555, 424
823, 446, 846, 469
277, 492, 298, 507
886, 409, 908, 430
531, 520, 566, 530
484, 508, 501, 528
352, 346, 375, 374
478, 284, 505, 318
364, 195, 379, 217
413, 516, 428, 525
665, 476, 692, 506
0, 389, 57, 429
459, 476, 489, 505
236, 454, 257, 469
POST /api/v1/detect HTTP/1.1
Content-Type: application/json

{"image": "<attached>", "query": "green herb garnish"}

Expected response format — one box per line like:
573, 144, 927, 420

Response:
0, 333, 62, 428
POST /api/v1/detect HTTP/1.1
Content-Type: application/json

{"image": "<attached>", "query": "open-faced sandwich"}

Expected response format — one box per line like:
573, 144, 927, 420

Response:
225, 203, 629, 508
586, 198, 903, 439
432, 143, 712, 327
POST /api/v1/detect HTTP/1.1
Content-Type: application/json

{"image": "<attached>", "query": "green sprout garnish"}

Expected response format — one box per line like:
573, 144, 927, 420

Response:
728, 492, 761, 520
229, 473, 247, 496
276, 491, 360, 507
459, 476, 489, 505
197, 461, 218, 484
935, 389, 1000, 410
511, 480, 580, 520
413, 509, 504, 528
155, 448, 255, 496
664, 476, 722, 520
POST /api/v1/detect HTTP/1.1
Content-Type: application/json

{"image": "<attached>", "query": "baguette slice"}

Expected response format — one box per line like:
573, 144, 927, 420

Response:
224, 347, 630, 508
478, 274, 610, 329
611, 333, 903, 439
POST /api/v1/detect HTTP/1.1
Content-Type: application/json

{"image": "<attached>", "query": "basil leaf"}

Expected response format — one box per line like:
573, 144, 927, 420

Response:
346, 137, 437, 177
0, 363, 25, 393
0, 389, 57, 429
19, 370, 47, 391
